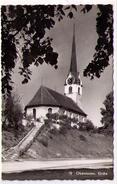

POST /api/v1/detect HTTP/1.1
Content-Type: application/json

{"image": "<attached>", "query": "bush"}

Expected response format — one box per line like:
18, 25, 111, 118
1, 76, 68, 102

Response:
44, 119, 49, 124
87, 120, 94, 129
51, 113, 59, 120
46, 113, 59, 120
97, 124, 113, 135
59, 114, 67, 120
49, 127, 59, 135
79, 119, 95, 132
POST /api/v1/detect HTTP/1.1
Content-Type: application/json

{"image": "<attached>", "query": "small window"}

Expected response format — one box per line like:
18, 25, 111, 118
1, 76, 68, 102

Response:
48, 108, 52, 114
78, 79, 81, 85
78, 87, 80, 95
69, 86, 72, 94
33, 108, 36, 120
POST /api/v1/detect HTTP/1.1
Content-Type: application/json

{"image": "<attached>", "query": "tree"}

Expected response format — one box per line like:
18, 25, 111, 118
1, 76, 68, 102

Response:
79, 119, 95, 131
2, 93, 23, 135
83, 5, 113, 79
100, 91, 113, 133
1, 5, 113, 97
85, 119, 95, 131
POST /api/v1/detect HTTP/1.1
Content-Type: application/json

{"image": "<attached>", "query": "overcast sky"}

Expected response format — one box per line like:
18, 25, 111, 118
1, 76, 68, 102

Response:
12, 5, 113, 127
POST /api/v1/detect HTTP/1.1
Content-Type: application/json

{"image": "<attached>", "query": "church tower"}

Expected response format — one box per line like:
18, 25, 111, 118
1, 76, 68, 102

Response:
64, 25, 83, 107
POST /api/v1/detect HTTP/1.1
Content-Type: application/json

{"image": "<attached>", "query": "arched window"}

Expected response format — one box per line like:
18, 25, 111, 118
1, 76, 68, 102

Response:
78, 87, 80, 95
69, 86, 72, 94
33, 108, 36, 120
48, 108, 52, 114
78, 79, 81, 85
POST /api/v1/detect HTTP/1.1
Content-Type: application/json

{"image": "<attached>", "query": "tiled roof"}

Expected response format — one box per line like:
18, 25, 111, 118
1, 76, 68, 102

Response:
25, 86, 87, 116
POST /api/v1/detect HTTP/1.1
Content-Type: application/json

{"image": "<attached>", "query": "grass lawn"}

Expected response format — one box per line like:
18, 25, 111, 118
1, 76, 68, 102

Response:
21, 126, 113, 160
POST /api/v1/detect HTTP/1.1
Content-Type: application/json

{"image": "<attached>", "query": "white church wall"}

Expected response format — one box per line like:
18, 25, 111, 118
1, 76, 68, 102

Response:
26, 106, 86, 124
26, 106, 59, 119
26, 108, 33, 117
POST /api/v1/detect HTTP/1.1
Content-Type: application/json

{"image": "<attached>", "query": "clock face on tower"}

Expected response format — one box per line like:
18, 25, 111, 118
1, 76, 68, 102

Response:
67, 76, 75, 85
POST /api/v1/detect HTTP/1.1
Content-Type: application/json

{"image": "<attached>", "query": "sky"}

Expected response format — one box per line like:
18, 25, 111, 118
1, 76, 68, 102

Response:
12, 5, 113, 127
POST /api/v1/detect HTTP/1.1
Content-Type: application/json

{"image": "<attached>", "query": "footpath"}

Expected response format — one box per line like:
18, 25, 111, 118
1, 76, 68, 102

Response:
3, 121, 44, 161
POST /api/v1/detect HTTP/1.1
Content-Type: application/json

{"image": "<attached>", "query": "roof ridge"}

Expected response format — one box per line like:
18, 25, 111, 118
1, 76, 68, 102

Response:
44, 86, 86, 114
44, 86, 59, 105
26, 87, 40, 106
40, 86, 43, 104
44, 86, 67, 99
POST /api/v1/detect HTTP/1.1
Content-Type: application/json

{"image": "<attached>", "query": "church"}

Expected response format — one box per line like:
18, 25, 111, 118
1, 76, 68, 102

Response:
25, 27, 87, 123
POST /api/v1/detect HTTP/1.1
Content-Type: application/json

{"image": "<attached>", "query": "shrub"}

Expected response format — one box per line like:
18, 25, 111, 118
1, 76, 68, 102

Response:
44, 119, 51, 127
79, 119, 95, 132
46, 113, 51, 119
51, 113, 59, 120
85, 120, 95, 131
59, 114, 67, 120
97, 124, 113, 135
49, 127, 59, 135
46, 113, 59, 120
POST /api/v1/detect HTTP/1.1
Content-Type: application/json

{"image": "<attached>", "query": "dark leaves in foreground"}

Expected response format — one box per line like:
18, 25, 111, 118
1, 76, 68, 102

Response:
83, 5, 113, 79
1, 5, 59, 97
1, 5, 113, 97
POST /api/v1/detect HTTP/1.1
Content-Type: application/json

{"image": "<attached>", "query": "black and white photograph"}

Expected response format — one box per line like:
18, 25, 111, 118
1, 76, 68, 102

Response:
1, 1, 116, 181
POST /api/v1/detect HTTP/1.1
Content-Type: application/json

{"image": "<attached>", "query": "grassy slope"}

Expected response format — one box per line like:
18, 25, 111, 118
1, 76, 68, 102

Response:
2, 126, 33, 151
22, 126, 113, 160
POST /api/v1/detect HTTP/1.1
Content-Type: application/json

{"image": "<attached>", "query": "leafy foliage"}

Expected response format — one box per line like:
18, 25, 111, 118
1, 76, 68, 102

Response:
100, 91, 113, 131
1, 5, 113, 98
2, 94, 23, 134
79, 119, 95, 131
85, 119, 95, 131
83, 5, 113, 79
1, 5, 76, 97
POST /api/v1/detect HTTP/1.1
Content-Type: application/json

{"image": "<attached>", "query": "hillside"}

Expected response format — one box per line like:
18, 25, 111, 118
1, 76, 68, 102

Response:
2, 125, 33, 152
21, 125, 113, 160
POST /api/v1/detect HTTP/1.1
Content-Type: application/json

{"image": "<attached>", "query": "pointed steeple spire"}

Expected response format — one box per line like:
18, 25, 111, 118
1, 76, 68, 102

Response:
70, 24, 78, 79
64, 24, 83, 105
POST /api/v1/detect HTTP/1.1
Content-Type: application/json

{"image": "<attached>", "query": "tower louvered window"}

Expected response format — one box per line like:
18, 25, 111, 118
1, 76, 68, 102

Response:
33, 108, 36, 120
78, 87, 80, 95
69, 86, 72, 94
